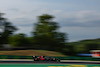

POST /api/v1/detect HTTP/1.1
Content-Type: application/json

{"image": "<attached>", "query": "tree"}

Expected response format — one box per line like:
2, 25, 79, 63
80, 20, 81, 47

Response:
33, 14, 67, 51
0, 12, 17, 47
9, 33, 30, 47
85, 42, 100, 53
73, 41, 100, 54
74, 44, 86, 53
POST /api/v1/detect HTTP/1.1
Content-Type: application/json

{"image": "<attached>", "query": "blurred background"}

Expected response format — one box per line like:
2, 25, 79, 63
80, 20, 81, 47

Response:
0, 0, 100, 57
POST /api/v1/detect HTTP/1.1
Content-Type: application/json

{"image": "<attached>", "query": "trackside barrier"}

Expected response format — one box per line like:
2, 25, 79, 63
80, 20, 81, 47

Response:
53, 56, 100, 61
0, 64, 100, 67
0, 55, 100, 61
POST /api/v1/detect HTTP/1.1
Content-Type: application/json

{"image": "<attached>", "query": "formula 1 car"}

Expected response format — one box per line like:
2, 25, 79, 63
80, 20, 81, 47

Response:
32, 56, 60, 62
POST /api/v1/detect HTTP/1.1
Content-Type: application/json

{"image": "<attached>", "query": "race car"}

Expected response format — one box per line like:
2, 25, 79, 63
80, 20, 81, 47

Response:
32, 56, 60, 62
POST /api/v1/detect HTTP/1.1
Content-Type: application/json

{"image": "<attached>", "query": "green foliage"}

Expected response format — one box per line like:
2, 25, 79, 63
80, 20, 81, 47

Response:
9, 33, 31, 47
85, 42, 100, 52
0, 12, 17, 46
33, 14, 67, 51
70, 38, 100, 54
74, 44, 86, 53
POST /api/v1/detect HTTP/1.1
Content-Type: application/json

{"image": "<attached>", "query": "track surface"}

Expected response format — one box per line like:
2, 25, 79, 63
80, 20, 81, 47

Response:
0, 61, 100, 64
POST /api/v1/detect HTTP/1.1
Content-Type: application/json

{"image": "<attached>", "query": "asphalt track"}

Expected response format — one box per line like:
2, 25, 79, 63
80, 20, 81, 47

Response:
0, 61, 100, 64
